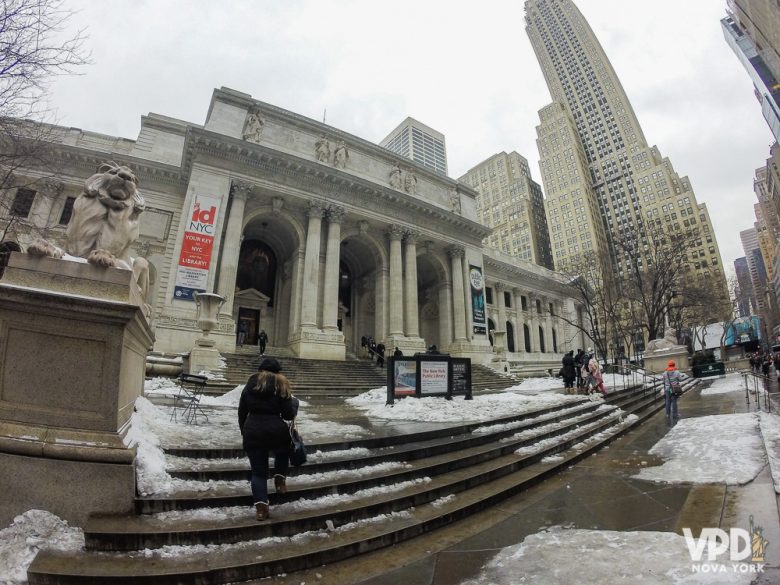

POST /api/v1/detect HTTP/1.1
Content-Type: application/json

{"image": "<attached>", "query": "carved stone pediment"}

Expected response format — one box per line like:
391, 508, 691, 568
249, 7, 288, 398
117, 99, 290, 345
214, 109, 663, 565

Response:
235, 288, 270, 303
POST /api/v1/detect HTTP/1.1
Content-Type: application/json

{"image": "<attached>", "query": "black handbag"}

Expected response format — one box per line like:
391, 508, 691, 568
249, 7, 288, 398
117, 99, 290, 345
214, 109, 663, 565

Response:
288, 420, 307, 466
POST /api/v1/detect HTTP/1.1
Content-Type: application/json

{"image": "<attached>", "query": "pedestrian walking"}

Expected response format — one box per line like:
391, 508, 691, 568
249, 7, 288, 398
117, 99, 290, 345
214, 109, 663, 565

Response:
663, 359, 682, 424
258, 329, 268, 355
393, 346, 403, 357
587, 352, 607, 397
574, 348, 585, 390
237, 320, 248, 346
376, 342, 386, 367
237, 357, 299, 521
562, 350, 576, 393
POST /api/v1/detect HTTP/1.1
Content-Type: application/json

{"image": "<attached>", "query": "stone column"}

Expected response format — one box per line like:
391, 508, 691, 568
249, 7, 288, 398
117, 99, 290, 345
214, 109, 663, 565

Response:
321, 205, 345, 331
544, 298, 554, 353
300, 202, 324, 329
216, 181, 250, 315
288, 249, 304, 339
387, 225, 405, 337
438, 282, 453, 347
403, 230, 420, 338
528, 294, 539, 352
34, 178, 63, 228
449, 246, 468, 342
495, 282, 507, 351
513, 288, 525, 353
462, 256, 473, 341
375, 268, 388, 342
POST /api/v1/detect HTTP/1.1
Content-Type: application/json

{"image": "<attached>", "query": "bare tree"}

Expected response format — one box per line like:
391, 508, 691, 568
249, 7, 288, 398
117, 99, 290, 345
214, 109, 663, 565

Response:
0, 0, 89, 247
612, 220, 731, 342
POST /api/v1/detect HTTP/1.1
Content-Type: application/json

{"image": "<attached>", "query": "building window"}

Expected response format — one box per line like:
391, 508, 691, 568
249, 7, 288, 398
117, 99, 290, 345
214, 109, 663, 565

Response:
58, 197, 76, 225
504, 291, 512, 308
521, 296, 528, 311
486, 287, 493, 304
11, 189, 36, 217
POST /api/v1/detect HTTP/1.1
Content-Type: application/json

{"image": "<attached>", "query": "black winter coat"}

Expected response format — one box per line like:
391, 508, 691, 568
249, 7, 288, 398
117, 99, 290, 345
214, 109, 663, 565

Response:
561, 354, 576, 382
238, 374, 298, 450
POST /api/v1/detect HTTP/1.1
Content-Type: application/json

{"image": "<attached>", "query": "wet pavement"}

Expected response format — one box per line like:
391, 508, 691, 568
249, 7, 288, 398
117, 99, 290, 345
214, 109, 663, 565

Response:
260, 377, 780, 585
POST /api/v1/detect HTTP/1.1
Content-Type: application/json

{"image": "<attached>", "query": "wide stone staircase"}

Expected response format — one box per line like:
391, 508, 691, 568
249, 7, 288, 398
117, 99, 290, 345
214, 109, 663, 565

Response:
216, 349, 520, 398
27, 374, 698, 584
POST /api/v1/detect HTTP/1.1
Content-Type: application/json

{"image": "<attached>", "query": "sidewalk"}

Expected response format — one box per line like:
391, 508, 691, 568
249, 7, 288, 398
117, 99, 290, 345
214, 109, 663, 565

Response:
266, 377, 779, 585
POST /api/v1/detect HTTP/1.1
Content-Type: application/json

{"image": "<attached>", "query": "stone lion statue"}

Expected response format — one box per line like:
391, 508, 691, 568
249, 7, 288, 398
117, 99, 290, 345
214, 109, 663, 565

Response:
28, 162, 150, 308
645, 327, 680, 353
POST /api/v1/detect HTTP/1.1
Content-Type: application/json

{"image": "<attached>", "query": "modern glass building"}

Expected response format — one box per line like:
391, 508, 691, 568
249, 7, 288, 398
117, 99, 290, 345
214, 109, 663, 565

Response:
380, 117, 448, 176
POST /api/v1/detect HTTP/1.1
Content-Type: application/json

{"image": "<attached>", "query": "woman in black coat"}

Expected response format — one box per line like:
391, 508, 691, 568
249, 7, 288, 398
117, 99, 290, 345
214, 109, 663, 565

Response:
238, 357, 298, 520
562, 350, 576, 393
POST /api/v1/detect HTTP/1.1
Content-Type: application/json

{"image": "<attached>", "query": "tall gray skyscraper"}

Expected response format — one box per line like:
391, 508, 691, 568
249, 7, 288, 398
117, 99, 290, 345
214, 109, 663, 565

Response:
525, 0, 727, 300
722, 1, 780, 142
380, 117, 448, 175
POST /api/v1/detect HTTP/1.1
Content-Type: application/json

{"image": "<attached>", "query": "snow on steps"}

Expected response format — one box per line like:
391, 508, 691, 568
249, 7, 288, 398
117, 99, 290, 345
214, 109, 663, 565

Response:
26, 378, 698, 585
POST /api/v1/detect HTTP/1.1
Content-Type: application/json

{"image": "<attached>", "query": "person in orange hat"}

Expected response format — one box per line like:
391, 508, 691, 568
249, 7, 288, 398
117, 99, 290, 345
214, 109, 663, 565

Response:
663, 359, 682, 423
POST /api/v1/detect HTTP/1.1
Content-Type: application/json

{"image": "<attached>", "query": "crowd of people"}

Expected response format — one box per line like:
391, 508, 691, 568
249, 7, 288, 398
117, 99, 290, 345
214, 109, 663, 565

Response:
749, 351, 780, 380
560, 348, 606, 397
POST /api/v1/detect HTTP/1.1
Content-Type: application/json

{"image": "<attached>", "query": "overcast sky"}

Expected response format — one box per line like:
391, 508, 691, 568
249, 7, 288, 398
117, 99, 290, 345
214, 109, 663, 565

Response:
47, 0, 774, 271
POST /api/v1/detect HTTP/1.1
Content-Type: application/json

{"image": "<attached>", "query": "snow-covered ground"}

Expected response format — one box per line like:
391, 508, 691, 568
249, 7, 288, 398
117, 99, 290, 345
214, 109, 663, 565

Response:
700, 372, 744, 395
0, 510, 84, 585
346, 387, 585, 423
500, 371, 646, 396
634, 413, 766, 485
460, 527, 756, 585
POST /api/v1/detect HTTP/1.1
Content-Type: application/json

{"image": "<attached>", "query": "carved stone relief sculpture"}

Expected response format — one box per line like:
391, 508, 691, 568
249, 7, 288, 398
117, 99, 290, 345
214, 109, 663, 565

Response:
315, 135, 331, 163
389, 164, 403, 190
449, 187, 462, 214
243, 109, 265, 143
404, 169, 418, 195
333, 140, 349, 169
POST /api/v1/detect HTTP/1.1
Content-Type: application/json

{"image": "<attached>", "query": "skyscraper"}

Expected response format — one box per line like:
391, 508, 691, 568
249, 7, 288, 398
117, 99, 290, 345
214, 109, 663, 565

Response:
525, 0, 727, 297
459, 151, 553, 268
741, 227, 769, 312
734, 256, 757, 317
722, 1, 780, 141
380, 117, 448, 175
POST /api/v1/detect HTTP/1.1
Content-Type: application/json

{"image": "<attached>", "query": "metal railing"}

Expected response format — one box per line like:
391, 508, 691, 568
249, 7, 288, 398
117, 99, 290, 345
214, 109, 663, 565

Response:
614, 362, 665, 403
740, 369, 778, 412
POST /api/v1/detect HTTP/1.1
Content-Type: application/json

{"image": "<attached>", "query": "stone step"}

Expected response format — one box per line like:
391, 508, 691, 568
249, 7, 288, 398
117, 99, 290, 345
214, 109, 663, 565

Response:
27, 397, 656, 585
135, 402, 619, 514
165, 401, 604, 482
26, 380, 696, 584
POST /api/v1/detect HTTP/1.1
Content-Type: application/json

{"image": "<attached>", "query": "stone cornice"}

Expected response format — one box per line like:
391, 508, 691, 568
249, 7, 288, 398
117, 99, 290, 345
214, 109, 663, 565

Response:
208, 87, 479, 200
182, 127, 491, 242
483, 253, 570, 295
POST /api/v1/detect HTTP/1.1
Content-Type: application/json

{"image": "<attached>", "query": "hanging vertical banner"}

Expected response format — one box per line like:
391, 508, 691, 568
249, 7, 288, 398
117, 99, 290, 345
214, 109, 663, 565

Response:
469, 264, 487, 335
173, 194, 221, 301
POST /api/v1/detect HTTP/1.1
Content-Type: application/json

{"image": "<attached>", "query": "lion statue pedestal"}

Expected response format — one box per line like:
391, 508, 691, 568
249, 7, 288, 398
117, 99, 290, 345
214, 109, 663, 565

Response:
643, 327, 690, 374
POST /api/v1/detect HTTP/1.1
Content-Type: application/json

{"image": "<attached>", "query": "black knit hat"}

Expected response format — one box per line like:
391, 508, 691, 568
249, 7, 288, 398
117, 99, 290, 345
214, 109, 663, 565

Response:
258, 357, 281, 373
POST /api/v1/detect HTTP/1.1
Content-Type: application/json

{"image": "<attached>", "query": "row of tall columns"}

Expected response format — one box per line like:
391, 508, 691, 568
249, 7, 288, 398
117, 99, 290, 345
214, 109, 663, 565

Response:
217, 182, 250, 314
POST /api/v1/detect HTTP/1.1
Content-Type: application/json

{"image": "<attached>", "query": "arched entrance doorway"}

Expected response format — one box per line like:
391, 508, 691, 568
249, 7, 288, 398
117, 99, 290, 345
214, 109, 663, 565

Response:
339, 231, 386, 356
233, 212, 301, 351
416, 253, 449, 351
506, 321, 515, 352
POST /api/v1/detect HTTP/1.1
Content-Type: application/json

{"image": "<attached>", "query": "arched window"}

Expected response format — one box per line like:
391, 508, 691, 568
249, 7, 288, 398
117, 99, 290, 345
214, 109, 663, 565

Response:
552, 329, 558, 353
506, 321, 515, 352
523, 324, 531, 352
539, 326, 546, 353
236, 240, 277, 305
488, 318, 496, 346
